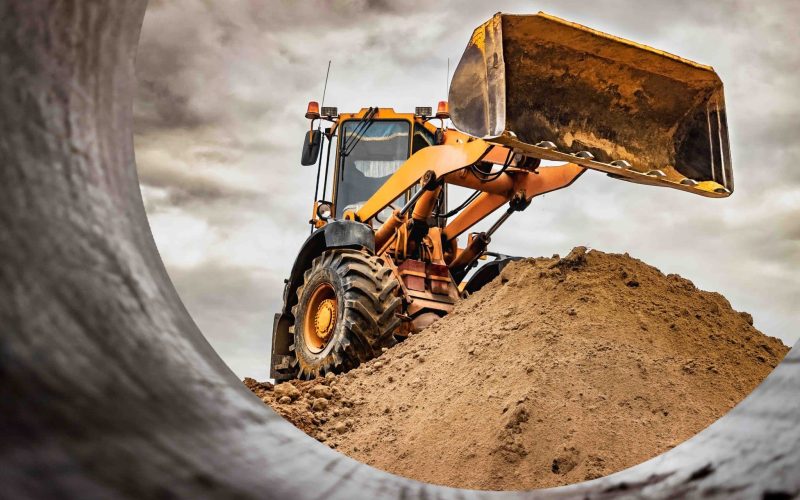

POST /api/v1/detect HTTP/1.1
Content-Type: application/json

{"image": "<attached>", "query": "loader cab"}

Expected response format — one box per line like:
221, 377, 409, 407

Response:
329, 108, 438, 224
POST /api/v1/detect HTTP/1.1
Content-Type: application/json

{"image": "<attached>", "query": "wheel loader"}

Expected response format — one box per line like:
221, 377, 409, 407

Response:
270, 12, 732, 380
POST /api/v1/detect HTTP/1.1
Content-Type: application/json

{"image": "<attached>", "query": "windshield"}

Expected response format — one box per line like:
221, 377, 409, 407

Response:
336, 120, 410, 218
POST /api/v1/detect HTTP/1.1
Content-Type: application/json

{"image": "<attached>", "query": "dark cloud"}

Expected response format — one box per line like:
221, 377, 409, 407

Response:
138, 163, 255, 208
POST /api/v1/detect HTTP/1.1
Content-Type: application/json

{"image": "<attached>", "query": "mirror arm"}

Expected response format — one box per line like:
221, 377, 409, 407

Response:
312, 128, 325, 223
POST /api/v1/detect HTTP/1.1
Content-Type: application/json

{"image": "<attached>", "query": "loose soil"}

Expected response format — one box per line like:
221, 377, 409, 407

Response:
246, 248, 789, 490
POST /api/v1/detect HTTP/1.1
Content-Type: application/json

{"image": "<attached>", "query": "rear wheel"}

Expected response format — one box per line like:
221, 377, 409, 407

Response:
290, 249, 401, 379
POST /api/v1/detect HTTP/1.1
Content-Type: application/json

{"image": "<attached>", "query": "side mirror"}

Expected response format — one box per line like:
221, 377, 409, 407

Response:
301, 129, 322, 166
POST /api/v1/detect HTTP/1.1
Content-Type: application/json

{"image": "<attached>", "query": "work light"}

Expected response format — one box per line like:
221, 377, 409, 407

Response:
321, 107, 338, 119
415, 106, 432, 118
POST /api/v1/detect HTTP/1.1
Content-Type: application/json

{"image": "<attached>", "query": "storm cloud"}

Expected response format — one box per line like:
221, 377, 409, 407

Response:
135, 1, 799, 378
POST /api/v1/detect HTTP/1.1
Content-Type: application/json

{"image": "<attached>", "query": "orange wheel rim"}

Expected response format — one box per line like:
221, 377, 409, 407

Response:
303, 283, 337, 353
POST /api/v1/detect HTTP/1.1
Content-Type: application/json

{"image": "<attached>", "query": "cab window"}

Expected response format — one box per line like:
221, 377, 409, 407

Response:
413, 123, 436, 153
336, 120, 410, 218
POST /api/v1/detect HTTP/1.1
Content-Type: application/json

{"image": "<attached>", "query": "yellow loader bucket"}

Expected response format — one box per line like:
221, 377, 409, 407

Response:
449, 12, 733, 197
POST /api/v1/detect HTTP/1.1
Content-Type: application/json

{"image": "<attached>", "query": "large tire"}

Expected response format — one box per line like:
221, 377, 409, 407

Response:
289, 249, 401, 379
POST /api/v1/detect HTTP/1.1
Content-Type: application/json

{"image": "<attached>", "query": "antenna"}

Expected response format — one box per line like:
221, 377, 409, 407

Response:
321, 60, 332, 110
446, 57, 450, 98
312, 61, 333, 232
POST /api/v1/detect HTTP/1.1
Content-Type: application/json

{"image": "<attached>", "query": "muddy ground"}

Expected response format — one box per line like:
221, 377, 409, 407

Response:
246, 248, 788, 490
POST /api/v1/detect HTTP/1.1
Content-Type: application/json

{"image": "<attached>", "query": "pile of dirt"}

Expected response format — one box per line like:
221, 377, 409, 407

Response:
246, 248, 788, 490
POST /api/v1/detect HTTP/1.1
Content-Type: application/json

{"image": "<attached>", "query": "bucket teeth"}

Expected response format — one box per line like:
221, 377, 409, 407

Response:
574, 151, 595, 160
535, 141, 557, 150
680, 178, 699, 186
610, 160, 632, 169
646, 170, 667, 178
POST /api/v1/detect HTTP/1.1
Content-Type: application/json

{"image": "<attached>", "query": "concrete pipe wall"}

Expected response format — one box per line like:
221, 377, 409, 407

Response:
0, 2, 797, 498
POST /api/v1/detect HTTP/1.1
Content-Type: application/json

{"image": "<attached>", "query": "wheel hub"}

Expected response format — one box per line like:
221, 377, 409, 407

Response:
303, 283, 337, 353
314, 299, 336, 340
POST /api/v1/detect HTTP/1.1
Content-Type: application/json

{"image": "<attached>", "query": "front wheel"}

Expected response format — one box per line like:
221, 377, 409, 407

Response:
290, 249, 401, 379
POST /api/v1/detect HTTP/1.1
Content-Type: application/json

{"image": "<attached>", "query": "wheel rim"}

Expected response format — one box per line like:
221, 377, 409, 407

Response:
303, 282, 337, 354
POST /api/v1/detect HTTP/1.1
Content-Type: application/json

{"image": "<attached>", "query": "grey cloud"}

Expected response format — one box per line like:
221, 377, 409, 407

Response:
165, 261, 283, 378
133, 0, 450, 211
138, 162, 256, 208
136, 80, 209, 130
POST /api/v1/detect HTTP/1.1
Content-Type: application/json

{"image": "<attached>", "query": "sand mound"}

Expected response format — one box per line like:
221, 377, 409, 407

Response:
246, 248, 788, 490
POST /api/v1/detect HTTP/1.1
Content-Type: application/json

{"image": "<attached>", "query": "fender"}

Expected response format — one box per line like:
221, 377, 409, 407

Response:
270, 220, 375, 380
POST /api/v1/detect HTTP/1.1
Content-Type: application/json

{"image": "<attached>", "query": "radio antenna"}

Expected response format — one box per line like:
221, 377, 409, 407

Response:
312, 60, 333, 232
321, 60, 332, 110
446, 57, 450, 97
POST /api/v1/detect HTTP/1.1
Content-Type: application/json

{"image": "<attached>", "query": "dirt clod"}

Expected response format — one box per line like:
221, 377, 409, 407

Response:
249, 249, 788, 490
309, 385, 333, 400
311, 398, 329, 411
273, 382, 301, 401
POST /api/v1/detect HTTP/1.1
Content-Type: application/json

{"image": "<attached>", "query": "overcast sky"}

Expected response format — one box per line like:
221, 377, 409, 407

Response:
134, 1, 799, 379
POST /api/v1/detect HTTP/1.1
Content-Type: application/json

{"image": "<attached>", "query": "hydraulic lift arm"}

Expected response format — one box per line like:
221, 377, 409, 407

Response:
354, 138, 495, 222
352, 132, 586, 279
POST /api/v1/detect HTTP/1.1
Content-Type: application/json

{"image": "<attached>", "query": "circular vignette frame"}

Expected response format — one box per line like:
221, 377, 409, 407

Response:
0, 2, 797, 499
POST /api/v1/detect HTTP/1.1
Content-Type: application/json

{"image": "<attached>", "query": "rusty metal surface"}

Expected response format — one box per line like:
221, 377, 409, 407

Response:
449, 13, 733, 197
0, 2, 797, 499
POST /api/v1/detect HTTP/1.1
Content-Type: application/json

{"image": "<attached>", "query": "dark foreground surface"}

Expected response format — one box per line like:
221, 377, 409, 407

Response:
0, 2, 797, 499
